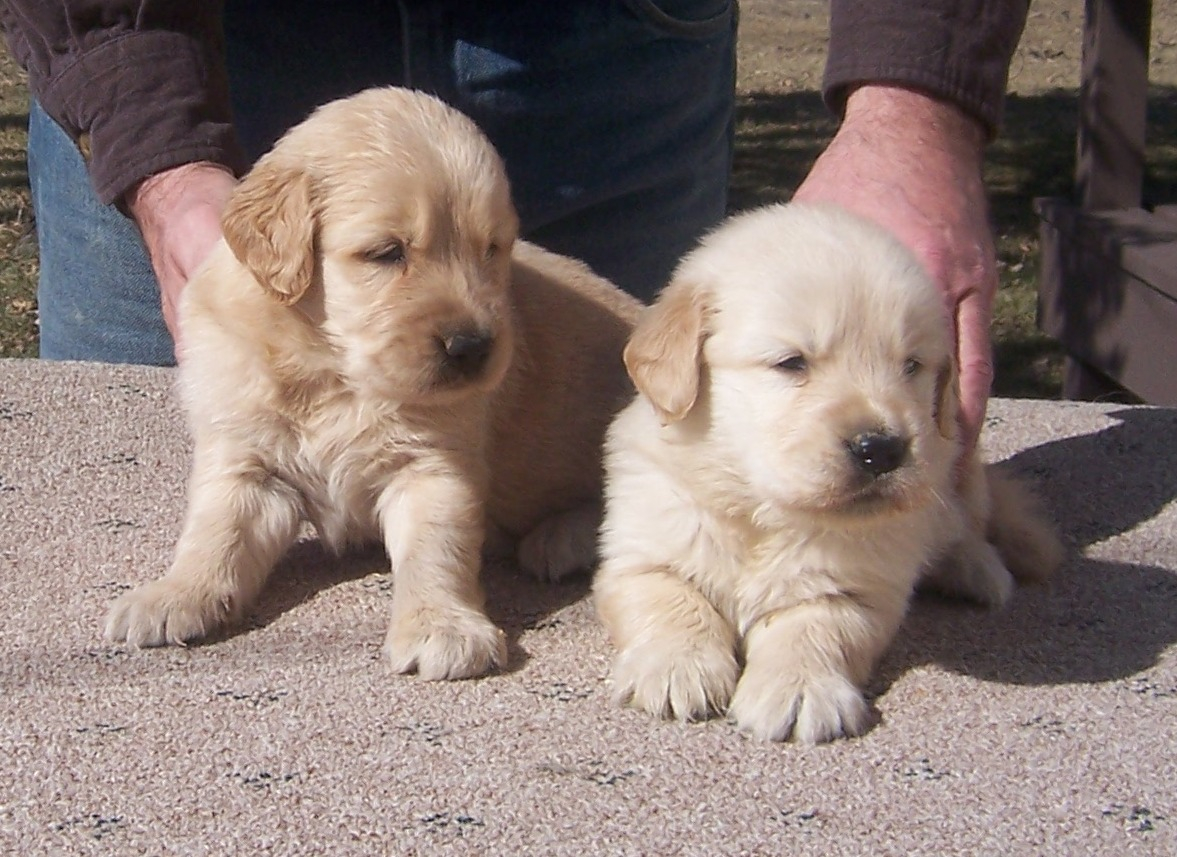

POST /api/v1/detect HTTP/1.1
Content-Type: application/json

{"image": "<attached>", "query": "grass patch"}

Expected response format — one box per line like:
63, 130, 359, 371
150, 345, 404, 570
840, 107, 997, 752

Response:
0, 44, 35, 357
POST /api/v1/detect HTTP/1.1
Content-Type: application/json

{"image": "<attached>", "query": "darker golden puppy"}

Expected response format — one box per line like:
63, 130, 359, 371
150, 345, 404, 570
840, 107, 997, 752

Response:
106, 87, 641, 679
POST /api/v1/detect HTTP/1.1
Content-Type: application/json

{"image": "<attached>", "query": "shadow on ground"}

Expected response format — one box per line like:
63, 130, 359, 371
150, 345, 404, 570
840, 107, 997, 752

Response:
876, 405, 1177, 692
233, 539, 591, 675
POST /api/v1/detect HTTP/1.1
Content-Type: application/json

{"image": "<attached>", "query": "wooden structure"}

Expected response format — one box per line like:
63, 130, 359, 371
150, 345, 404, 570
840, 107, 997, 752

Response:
1036, 0, 1177, 404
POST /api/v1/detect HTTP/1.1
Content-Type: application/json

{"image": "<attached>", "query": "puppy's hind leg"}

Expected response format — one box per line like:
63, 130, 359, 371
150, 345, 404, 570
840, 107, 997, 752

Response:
380, 465, 507, 681
921, 531, 1015, 608
517, 502, 602, 582
919, 454, 1015, 607
921, 463, 1064, 608
105, 460, 303, 646
985, 465, 1065, 584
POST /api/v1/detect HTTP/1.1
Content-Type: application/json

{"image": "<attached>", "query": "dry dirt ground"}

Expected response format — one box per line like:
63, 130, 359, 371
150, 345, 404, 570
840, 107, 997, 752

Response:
738, 0, 1177, 98
734, 0, 1177, 214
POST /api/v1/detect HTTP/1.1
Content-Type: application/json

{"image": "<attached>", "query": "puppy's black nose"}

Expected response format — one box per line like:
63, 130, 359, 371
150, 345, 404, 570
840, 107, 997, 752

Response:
846, 432, 909, 476
440, 330, 494, 377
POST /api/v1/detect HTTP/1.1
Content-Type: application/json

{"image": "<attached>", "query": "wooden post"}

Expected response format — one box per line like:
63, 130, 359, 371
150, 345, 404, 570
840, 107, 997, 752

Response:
1076, 0, 1152, 210
1063, 0, 1152, 398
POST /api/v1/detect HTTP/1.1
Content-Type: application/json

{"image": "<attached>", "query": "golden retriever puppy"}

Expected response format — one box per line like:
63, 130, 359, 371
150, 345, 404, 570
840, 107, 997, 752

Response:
594, 202, 1063, 742
105, 87, 640, 679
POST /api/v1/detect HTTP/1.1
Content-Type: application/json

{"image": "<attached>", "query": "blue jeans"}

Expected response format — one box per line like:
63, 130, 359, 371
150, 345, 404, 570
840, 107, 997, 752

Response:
31, 0, 737, 365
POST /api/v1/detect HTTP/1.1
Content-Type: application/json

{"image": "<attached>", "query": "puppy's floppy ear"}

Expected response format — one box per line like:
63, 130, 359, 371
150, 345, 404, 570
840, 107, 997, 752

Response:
933, 359, 961, 440
221, 160, 317, 305
623, 276, 709, 424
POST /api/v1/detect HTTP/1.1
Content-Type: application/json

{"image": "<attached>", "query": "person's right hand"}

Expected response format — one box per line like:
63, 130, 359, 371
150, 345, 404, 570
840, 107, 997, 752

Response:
126, 161, 238, 360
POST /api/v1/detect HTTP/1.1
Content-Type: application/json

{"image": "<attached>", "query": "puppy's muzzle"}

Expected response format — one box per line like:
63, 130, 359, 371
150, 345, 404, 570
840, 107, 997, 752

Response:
437, 329, 495, 381
846, 431, 909, 477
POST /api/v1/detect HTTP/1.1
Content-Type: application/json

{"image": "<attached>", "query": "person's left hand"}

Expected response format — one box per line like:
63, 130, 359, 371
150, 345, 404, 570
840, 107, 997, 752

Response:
793, 83, 996, 452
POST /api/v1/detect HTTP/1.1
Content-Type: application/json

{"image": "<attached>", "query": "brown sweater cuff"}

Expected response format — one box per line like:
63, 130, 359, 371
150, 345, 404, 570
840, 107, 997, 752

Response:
823, 0, 1030, 138
45, 30, 246, 205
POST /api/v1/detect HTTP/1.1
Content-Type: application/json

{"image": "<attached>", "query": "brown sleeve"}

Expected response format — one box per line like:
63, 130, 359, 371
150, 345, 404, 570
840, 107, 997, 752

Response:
823, 0, 1031, 137
1, 0, 247, 205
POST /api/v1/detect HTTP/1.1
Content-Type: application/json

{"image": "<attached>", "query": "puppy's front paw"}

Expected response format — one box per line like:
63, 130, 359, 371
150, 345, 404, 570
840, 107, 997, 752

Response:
383, 607, 507, 680
105, 576, 232, 647
611, 639, 739, 723
517, 504, 600, 582
728, 669, 869, 744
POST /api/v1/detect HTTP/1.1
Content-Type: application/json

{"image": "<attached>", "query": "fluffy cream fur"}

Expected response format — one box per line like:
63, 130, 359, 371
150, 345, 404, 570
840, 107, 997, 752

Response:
105, 87, 641, 680
594, 202, 1063, 741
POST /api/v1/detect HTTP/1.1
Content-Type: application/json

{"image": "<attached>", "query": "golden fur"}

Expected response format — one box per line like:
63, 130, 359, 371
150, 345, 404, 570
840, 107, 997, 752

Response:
593, 203, 1063, 741
105, 87, 641, 679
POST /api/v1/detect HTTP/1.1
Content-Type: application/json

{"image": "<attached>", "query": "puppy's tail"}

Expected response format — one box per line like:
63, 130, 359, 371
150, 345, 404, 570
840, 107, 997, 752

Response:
984, 464, 1066, 585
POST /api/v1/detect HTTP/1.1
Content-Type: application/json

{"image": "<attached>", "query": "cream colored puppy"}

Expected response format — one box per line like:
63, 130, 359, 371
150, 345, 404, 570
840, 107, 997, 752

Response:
594, 202, 1063, 742
105, 87, 640, 679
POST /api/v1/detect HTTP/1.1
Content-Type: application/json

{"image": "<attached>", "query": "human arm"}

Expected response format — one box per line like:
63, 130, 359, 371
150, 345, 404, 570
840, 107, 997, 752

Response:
797, 0, 1031, 450
1, 1, 245, 354
0, 0, 245, 204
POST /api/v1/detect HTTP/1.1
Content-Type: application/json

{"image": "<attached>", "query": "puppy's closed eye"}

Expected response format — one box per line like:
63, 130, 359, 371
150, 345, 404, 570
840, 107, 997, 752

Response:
362, 241, 407, 266
774, 354, 808, 374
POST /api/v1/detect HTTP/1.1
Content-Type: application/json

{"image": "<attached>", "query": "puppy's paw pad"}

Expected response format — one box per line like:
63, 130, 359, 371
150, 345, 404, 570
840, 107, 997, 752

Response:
104, 577, 229, 647
611, 642, 739, 723
729, 671, 869, 744
517, 506, 600, 582
384, 608, 506, 680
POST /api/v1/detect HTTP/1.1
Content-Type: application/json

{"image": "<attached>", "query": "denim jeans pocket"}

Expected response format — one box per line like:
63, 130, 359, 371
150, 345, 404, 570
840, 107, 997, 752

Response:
621, 0, 737, 38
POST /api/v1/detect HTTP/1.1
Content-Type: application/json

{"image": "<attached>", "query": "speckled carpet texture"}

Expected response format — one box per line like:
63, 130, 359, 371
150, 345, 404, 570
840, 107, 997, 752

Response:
1, 359, 1175, 855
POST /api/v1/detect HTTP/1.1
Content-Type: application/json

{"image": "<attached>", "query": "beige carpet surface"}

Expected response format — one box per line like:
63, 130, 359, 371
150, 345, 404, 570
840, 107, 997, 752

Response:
1, 358, 1175, 855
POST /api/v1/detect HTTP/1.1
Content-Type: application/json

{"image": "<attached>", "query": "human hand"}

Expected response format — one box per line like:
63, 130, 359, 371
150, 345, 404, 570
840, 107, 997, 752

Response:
126, 162, 238, 359
793, 84, 995, 451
